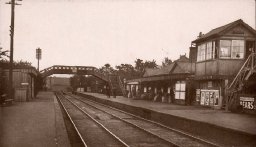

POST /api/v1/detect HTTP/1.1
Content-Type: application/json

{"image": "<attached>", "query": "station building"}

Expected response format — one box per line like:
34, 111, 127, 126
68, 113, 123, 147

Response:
191, 19, 256, 110
126, 55, 195, 105
125, 19, 256, 111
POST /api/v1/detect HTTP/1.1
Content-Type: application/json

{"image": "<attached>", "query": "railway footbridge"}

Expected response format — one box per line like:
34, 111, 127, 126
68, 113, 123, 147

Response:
40, 65, 126, 96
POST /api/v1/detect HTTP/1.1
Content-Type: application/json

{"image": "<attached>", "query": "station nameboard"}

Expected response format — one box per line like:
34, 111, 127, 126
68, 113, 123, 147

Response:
240, 97, 255, 110
21, 83, 29, 86
71, 67, 77, 73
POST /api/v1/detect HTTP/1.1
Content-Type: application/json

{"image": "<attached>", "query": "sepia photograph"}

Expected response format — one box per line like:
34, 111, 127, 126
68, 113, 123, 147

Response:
0, 0, 256, 146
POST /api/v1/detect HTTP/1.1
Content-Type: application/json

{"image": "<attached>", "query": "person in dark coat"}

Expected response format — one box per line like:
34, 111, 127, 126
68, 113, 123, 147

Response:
106, 85, 111, 98
113, 88, 116, 98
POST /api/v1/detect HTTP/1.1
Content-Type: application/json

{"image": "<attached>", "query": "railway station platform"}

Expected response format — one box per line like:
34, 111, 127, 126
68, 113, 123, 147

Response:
0, 91, 70, 147
77, 92, 256, 146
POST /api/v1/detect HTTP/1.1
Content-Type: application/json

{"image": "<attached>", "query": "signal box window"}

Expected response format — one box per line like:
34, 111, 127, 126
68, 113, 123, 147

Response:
197, 41, 216, 62
220, 40, 244, 59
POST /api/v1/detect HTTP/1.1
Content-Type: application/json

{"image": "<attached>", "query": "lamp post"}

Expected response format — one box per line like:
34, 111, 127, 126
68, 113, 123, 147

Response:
36, 47, 42, 71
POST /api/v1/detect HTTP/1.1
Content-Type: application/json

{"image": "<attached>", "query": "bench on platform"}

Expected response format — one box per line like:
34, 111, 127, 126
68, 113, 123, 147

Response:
4, 99, 14, 105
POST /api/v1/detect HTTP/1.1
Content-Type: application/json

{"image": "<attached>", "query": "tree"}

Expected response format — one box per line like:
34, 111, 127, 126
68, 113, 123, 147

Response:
0, 59, 33, 69
99, 63, 115, 74
134, 59, 158, 77
14, 60, 33, 68
134, 59, 144, 73
0, 47, 9, 59
115, 63, 137, 80
144, 60, 158, 69
70, 74, 87, 90
0, 67, 7, 96
162, 57, 173, 67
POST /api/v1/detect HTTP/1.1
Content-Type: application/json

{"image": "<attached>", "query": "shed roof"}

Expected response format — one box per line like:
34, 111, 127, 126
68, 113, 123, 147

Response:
143, 63, 175, 77
172, 62, 193, 74
143, 61, 193, 78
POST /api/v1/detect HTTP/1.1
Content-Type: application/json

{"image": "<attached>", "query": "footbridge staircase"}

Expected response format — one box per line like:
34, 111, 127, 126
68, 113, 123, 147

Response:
227, 50, 256, 111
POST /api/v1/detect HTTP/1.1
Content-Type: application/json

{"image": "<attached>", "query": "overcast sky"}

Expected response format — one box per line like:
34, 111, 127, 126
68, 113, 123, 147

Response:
0, 0, 255, 71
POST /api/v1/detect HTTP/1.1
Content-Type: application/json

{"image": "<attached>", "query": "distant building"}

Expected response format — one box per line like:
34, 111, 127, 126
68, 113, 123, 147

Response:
46, 77, 71, 91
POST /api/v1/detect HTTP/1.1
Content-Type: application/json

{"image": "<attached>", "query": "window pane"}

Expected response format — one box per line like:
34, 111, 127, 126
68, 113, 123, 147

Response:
206, 42, 212, 60
220, 40, 231, 46
180, 92, 185, 100
220, 47, 231, 57
197, 45, 201, 61
232, 40, 244, 46
180, 83, 186, 91
232, 40, 244, 59
201, 44, 206, 61
220, 40, 231, 58
212, 41, 216, 59
232, 47, 241, 58
175, 83, 180, 91
197, 44, 206, 61
175, 92, 180, 99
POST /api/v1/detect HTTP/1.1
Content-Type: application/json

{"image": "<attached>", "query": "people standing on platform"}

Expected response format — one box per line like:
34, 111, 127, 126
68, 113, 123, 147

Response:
162, 92, 170, 103
131, 86, 136, 98
0, 94, 5, 105
106, 85, 111, 98
128, 91, 132, 98
170, 87, 175, 103
113, 88, 116, 98
148, 89, 155, 101
153, 89, 162, 102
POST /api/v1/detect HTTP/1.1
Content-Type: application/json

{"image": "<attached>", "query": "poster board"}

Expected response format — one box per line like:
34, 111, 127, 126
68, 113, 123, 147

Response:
200, 89, 220, 106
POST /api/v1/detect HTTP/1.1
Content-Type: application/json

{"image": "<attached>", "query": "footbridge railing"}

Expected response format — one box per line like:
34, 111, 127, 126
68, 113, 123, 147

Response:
40, 65, 109, 81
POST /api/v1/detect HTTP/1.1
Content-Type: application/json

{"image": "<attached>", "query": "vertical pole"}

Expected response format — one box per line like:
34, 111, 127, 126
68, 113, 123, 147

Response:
8, 0, 15, 99
36, 48, 41, 71
37, 57, 39, 71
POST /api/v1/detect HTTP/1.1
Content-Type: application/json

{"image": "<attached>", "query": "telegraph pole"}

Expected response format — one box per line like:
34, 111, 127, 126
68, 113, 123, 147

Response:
6, 0, 21, 99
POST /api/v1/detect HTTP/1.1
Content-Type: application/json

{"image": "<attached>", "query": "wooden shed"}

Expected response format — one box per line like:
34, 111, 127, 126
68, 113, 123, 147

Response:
4, 68, 38, 102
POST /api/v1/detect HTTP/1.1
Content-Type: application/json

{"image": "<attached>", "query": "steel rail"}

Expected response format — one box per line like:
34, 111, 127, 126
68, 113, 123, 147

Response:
69, 93, 220, 147
67, 94, 180, 146
61, 93, 130, 147
55, 92, 88, 147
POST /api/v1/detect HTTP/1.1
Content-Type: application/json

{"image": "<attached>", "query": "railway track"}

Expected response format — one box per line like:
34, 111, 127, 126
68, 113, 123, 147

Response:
56, 92, 220, 147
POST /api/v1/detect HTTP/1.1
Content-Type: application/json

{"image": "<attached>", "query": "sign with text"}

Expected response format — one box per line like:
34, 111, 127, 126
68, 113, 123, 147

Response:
240, 97, 255, 110
71, 67, 77, 73
21, 83, 29, 86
